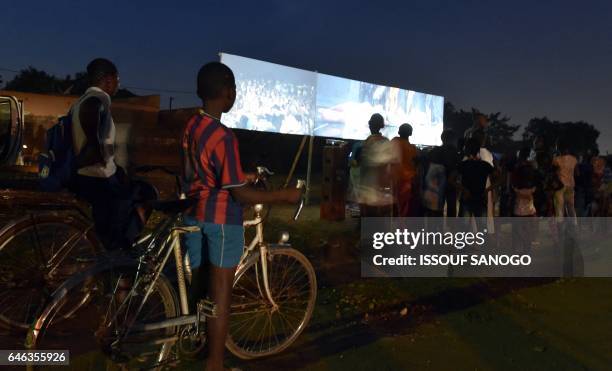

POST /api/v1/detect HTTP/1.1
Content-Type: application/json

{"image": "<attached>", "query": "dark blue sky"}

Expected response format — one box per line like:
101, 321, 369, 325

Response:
3, 0, 612, 151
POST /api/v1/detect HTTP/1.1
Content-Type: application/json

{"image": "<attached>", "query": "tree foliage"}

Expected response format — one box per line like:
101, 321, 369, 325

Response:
4, 67, 63, 93
3, 66, 135, 97
523, 117, 600, 155
444, 102, 520, 152
445, 102, 599, 154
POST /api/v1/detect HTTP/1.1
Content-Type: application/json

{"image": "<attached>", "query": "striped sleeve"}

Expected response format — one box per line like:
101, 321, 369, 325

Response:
213, 132, 247, 189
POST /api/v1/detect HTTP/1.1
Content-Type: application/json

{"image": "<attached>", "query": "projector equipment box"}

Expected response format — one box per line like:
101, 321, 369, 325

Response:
321, 140, 348, 221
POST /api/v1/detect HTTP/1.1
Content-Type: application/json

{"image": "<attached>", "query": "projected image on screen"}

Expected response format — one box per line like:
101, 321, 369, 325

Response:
220, 53, 444, 145
314, 73, 444, 145
221, 54, 316, 136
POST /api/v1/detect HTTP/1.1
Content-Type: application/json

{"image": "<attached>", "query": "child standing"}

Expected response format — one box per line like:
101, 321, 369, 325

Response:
511, 147, 538, 252
457, 138, 494, 222
552, 141, 578, 224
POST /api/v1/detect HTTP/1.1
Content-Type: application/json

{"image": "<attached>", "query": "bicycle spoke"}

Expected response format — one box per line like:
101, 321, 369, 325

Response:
260, 311, 273, 352
276, 279, 311, 299
277, 264, 307, 297
274, 307, 290, 340
277, 256, 298, 289
138, 298, 167, 326
275, 310, 298, 337
237, 309, 266, 341
47, 231, 86, 273
255, 312, 270, 352
234, 281, 262, 302
274, 258, 300, 295
29, 218, 49, 267
240, 269, 265, 298
229, 313, 259, 339
231, 299, 266, 311
49, 227, 59, 259
238, 310, 267, 349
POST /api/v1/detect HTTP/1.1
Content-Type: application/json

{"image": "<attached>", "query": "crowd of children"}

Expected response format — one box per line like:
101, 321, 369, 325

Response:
349, 114, 611, 221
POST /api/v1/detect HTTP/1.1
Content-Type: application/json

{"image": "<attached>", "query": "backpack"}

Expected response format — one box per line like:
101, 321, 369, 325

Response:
38, 113, 77, 191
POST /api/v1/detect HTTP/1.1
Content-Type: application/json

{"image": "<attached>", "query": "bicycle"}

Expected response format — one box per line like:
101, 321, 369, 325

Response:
26, 166, 317, 369
0, 167, 168, 331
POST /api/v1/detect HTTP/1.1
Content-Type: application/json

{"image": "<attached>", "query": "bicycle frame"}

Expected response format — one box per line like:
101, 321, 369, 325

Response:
119, 202, 282, 336
241, 204, 280, 311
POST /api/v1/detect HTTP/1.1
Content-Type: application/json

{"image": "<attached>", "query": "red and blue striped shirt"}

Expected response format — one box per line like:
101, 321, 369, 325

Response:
181, 112, 246, 225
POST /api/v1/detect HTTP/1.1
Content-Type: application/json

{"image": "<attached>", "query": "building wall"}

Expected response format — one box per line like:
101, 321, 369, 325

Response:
1, 89, 328, 183
0, 90, 161, 167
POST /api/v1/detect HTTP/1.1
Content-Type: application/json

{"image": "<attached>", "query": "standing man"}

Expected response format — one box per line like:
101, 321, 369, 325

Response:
71, 58, 143, 250
181, 62, 301, 371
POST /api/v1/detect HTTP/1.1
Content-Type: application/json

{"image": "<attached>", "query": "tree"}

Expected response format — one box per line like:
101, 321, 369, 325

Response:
523, 117, 599, 155
4, 67, 135, 97
443, 102, 474, 137
444, 102, 520, 152
4, 67, 68, 93
486, 111, 520, 152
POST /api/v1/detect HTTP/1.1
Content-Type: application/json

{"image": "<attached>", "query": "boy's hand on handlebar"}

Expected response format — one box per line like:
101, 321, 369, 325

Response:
244, 173, 258, 184
282, 188, 303, 203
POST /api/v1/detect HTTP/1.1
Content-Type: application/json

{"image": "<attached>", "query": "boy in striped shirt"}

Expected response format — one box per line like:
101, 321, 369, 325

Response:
182, 62, 301, 371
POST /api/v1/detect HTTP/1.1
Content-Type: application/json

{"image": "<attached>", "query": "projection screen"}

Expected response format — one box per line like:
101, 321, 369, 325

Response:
220, 53, 316, 136
220, 53, 444, 145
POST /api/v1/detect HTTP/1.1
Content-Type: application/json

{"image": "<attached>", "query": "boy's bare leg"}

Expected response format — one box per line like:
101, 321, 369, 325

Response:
206, 265, 237, 371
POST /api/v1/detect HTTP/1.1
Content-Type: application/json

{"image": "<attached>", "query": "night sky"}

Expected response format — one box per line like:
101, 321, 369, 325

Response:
3, 0, 612, 152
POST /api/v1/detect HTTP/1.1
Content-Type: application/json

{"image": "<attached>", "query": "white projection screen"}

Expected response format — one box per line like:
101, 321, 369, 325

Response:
220, 53, 444, 145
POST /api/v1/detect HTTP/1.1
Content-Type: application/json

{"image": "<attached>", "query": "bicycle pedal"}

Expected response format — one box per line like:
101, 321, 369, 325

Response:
197, 298, 217, 318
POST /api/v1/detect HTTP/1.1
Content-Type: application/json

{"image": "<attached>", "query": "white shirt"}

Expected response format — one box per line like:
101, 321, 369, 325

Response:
72, 87, 116, 178
479, 147, 494, 166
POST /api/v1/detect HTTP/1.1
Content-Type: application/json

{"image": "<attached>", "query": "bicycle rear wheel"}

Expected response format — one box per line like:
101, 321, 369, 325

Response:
0, 213, 100, 329
226, 247, 317, 359
26, 263, 179, 370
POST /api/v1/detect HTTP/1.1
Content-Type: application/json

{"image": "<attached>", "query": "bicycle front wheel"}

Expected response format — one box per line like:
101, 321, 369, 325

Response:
227, 247, 317, 359
0, 213, 100, 329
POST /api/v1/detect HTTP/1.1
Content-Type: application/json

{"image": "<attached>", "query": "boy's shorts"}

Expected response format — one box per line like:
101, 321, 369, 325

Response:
182, 216, 244, 268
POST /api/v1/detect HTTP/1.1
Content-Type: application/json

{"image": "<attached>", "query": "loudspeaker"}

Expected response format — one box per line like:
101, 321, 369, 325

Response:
320, 143, 348, 221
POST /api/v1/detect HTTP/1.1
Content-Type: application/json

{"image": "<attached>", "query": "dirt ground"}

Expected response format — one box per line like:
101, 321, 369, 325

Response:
1, 195, 611, 370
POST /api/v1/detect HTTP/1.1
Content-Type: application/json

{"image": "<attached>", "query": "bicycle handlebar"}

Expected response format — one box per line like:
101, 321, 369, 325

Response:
293, 179, 306, 221
256, 166, 274, 177
134, 165, 304, 220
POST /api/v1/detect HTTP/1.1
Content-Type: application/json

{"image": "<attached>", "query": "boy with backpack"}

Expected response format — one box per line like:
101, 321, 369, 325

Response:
42, 58, 144, 251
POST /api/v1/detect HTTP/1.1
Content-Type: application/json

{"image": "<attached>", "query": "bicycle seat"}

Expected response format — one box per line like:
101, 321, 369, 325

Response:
147, 198, 196, 214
